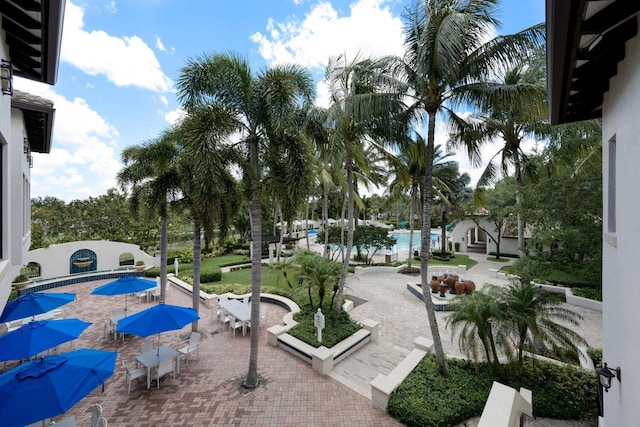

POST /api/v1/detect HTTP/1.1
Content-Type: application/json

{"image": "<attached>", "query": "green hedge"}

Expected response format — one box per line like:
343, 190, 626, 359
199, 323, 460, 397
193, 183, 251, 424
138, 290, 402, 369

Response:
387, 355, 597, 426
144, 265, 221, 282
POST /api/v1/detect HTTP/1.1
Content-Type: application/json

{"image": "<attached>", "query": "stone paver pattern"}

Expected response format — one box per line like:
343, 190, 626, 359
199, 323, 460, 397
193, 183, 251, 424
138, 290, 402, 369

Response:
3, 280, 400, 427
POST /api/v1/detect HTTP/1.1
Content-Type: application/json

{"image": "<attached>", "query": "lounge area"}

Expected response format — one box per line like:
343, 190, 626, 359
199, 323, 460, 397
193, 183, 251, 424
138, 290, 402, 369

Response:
1, 278, 397, 426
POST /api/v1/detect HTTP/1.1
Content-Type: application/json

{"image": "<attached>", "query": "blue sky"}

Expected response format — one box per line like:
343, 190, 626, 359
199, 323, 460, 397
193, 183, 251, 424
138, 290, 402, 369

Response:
19, 0, 545, 202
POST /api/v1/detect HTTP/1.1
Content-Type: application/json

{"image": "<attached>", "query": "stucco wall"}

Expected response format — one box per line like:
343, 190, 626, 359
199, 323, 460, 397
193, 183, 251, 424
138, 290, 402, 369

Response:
27, 241, 158, 279
601, 27, 640, 426
450, 218, 519, 255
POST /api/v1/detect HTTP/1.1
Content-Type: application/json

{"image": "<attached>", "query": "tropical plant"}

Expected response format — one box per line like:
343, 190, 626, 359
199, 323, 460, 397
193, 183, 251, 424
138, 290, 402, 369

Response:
117, 132, 182, 303
288, 250, 342, 309
392, 0, 545, 376
499, 278, 588, 374
324, 53, 405, 326
449, 50, 549, 258
446, 286, 508, 374
173, 105, 240, 332
176, 51, 315, 389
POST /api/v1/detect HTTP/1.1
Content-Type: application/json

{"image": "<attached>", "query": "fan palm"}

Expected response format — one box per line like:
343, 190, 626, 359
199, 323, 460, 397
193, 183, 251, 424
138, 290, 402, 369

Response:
392, 0, 545, 376
176, 52, 315, 388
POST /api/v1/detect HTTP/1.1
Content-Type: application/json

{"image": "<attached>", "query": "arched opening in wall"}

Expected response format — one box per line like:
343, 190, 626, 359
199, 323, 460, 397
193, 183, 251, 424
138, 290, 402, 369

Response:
463, 227, 487, 254
25, 262, 41, 279
70, 249, 97, 274
119, 252, 134, 266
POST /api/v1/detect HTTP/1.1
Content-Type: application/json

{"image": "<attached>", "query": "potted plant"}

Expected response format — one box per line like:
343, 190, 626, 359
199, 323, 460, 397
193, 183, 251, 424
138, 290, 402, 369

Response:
135, 260, 146, 271
12, 274, 30, 290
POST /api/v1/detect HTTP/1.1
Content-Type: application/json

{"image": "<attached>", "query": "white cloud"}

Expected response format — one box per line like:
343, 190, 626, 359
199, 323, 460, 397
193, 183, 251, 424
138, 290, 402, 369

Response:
155, 35, 166, 52
16, 77, 122, 201
61, 1, 173, 93
251, 0, 404, 71
164, 107, 186, 126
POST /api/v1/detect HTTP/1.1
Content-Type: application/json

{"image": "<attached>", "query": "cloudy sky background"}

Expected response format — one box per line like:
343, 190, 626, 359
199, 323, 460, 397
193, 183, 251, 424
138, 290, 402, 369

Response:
19, 0, 545, 202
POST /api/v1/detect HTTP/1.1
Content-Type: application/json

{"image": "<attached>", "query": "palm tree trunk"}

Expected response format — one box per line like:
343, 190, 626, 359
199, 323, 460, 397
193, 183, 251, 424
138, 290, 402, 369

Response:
305, 196, 311, 251
277, 205, 284, 262
192, 221, 201, 332
333, 156, 355, 326
513, 147, 525, 258
159, 213, 168, 304
323, 184, 330, 258
420, 110, 448, 376
340, 192, 347, 263
246, 138, 262, 389
407, 187, 415, 270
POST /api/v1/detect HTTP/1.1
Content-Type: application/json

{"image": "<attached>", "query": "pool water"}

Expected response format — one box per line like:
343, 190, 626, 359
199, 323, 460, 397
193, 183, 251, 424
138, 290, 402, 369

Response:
389, 231, 439, 251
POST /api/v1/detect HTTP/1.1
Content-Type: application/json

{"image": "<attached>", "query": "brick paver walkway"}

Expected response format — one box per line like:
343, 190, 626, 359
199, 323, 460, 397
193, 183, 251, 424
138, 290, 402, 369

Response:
4, 280, 400, 426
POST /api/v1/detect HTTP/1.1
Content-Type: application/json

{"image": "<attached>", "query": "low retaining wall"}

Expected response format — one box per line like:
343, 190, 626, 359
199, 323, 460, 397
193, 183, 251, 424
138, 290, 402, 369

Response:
370, 336, 433, 411
268, 318, 379, 375
533, 282, 602, 313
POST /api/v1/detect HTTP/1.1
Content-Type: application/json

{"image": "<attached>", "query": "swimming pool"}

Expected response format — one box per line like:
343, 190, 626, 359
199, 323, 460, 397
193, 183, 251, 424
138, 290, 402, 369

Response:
389, 231, 439, 251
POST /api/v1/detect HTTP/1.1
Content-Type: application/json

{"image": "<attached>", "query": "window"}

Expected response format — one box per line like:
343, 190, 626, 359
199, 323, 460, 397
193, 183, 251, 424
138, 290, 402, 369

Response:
607, 136, 616, 234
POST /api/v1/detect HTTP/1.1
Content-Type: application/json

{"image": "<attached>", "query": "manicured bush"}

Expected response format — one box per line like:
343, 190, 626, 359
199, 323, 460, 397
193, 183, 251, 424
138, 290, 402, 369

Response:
387, 355, 597, 426
199, 265, 222, 282
571, 287, 602, 301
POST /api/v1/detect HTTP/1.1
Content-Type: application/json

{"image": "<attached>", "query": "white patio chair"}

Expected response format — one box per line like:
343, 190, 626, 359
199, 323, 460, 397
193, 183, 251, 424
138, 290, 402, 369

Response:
151, 358, 176, 389
151, 286, 161, 302
229, 316, 244, 337
242, 295, 250, 305
178, 332, 201, 366
140, 340, 156, 355
123, 360, 146, 393
103, 319, 116, 340
97, 416, 108, 427
259, 304, 268, 331
77, 403, 102, 427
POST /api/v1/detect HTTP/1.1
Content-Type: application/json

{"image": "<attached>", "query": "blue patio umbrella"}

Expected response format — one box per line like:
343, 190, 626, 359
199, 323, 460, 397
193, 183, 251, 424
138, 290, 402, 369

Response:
91, 275, 157, 312
0, 348, 117, 427
0, 318, 92, 362
116, 303, 199, 354
0, 292, 76, 323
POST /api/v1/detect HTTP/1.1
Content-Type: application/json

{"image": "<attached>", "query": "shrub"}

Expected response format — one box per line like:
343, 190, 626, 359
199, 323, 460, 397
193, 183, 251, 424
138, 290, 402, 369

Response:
571, 287, 602, 301
288, 304, 360, 348
135, 260, 145, 266
488, 251, 519, 258
387, 355, 597, 426
199, 265, 222, 282
587, 347, 603, 369
12, 274, 30, 283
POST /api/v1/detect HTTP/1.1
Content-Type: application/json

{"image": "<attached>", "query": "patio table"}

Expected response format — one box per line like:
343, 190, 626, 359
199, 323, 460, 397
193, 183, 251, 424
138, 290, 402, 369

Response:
135, 345, 179, 389
220, 300, 251, 335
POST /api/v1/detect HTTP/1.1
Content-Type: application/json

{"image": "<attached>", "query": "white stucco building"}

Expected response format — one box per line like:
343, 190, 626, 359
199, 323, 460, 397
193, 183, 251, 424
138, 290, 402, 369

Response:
0, 2, 65, 314
547, 1, 639, 425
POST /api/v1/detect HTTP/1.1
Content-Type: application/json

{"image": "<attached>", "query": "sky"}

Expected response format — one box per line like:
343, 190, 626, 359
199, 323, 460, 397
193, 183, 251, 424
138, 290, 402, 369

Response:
18, 0, 546, 202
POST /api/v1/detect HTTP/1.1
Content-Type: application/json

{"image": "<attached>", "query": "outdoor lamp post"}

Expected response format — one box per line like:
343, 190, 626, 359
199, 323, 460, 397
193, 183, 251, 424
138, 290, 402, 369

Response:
598, 363, 621, 392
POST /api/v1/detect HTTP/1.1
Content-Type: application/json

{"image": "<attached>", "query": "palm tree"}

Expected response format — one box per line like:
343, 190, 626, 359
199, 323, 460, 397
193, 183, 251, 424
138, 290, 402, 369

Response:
324, 53, 405, 325
117, 132, 181, 303
446, 286, 508, 374
174, 105, 240, 332
500, 279, 587, 375
393, 0, 545, 376
176, 52, 315, 389
449, 51, 548, 258
432, 161, 472, 254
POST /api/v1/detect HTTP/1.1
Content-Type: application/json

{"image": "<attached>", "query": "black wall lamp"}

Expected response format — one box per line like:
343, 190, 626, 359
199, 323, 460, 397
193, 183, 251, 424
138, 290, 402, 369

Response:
598, 363, 621, 392
1, 59, 13, 95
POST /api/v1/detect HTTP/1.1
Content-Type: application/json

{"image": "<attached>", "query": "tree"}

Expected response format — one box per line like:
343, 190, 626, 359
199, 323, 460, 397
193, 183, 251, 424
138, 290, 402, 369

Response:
449, 50, 548, 258
394, 0, 544, 376
470, 177, 516, 259
289, 250, 342, 309
117, 133, 182, 303
499, 278, 588, 375
446, 286, 508, 374
352, 226, 397, 265
176, 52, 315, 389
324, 53, 405, 326
173, 105, 240, 332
